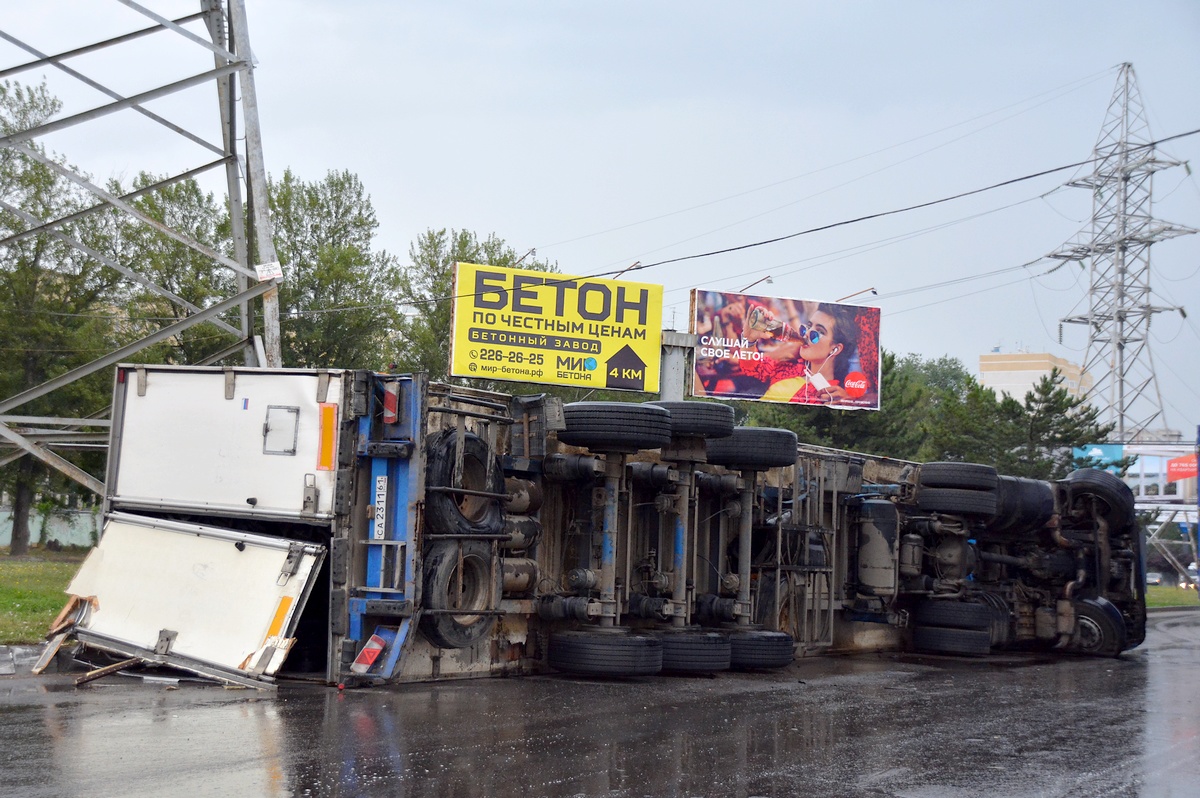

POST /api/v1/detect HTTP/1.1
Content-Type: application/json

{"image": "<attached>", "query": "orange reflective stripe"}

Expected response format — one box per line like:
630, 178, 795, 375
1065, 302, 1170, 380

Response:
265, 595, 294, 641
316, 402, 338, 471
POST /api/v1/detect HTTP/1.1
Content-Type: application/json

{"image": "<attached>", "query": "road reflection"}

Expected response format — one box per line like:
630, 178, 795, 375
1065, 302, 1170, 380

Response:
8, 617, 1199, 798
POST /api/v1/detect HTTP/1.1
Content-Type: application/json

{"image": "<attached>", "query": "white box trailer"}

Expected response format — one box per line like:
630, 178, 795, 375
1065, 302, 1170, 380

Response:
107, 367, 347, 520
61, 364, 1147, 689
74, 366, 356, 686
80, 365, 516, 687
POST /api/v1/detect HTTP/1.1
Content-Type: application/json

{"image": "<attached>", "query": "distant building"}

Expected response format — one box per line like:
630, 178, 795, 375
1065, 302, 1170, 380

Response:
978, 350, 1092, 401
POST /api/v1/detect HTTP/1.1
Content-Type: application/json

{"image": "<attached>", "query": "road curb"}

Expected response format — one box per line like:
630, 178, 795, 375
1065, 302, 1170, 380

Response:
0, 644, 43, 676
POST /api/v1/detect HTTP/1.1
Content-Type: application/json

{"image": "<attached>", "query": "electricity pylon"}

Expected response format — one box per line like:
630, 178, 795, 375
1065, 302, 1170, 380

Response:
0, 1, 282, 495
1053, 63, 1195, 443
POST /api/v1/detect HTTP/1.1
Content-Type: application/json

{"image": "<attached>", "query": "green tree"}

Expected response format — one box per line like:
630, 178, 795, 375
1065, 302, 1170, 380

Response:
894, 352, 972, 397
917, 379, 1012, 466
1003, 368, 1119, 478
393, 229, 557, 383
918, 368, 1118, 479
115, 173, 239, 364
747, 350, 936, 460
269, 169, 403, 368
0, 81, 121, 555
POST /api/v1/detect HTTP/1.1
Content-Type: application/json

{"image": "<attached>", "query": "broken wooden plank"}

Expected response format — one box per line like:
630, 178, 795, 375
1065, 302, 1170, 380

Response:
48, 595, 83, 633
75, 657, 140, 686
31, 631, 71, 675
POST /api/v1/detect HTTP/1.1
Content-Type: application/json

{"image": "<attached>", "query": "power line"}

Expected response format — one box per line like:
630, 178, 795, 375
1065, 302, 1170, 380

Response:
662, 189, 1056, 302
630, 127, 1200, 272
538, 67, 1117, 251
108, 127, 1194, 320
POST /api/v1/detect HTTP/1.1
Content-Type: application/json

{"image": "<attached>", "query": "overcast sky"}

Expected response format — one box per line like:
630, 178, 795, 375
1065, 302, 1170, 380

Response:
7, 1, 1200, 435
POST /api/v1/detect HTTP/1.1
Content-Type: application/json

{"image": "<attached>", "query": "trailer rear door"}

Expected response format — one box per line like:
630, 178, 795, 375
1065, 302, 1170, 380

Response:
108, 366, 345, 521
66, 512, 325, 688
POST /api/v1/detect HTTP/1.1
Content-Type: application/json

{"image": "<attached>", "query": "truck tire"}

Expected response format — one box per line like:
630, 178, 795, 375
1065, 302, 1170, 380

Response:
911, 600, 993, 631
646, 401, 735, 439
1069, 598, 1126, 657
705, 427, 798, 470
655, 630, 732, 673
988, 476, 1055, 535
915, 487, 997, 517
1062, 468, 1135, 522
558, 402, 672, 453
425, 429, 504, 537
547, 630, 663, 677
912, 626, 991, 656
419, 540, 499, 649
755, 573, 794, 631
918, 462, 998, 490
729, 630, 794, 669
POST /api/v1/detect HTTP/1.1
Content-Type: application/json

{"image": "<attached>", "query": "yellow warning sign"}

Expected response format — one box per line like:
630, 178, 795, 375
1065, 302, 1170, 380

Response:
450, 263, 662, 393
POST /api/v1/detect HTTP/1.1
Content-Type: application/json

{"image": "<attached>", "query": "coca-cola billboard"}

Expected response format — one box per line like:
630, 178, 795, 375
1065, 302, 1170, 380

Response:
690, 289, 881, 410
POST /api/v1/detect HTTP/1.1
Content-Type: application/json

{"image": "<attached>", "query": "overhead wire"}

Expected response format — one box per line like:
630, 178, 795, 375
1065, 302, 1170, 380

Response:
121, 126, 1197, 320
538, 67, 1117, 252
885, 275, 1034, 317
661, 190, 1053, 304
629, 126, 1200, 273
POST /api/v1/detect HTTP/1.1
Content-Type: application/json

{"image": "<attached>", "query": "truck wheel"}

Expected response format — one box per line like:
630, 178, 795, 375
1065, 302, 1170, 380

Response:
987, 476, 1055, 535
419, 540, 499, 649
558, 402, 672, 453
1062, 469, 1136, 522
1070, 598, 1126, 657
655, 630, 732, 673
646, 401, 735, 439
729, 630, 794, 669
755, 574, 795, 633
912, 626, 991, 656
918, 462, 998, 490
915, 487, 997, 516
425, 430, 503, 537
911, 600, 993, 631
705, 427, 798, 469
547, 630, 663, 676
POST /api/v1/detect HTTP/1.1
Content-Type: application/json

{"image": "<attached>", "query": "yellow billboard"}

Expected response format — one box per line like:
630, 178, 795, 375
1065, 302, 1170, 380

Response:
450, 263, 663, 393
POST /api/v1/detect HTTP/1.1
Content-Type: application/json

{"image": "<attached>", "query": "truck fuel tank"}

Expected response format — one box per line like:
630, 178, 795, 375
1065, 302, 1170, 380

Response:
857, 499, 899, 598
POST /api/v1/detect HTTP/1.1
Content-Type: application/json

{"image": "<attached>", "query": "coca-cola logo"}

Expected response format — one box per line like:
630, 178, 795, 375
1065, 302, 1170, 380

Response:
843, 371, 869, 398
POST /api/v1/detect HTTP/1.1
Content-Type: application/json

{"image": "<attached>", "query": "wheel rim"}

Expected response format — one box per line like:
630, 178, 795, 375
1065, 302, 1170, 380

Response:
1075, 614, 1106, 652
445, 554, 489, 625
457, 455, 489, 522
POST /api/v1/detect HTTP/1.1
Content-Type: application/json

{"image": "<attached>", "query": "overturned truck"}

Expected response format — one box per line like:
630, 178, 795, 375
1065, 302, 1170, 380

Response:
55, 365, 1145, 687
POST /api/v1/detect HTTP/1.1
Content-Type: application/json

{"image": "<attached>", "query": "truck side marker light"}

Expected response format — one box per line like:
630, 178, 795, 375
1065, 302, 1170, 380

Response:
351, 633, 388, 674
382, 382, 400, 425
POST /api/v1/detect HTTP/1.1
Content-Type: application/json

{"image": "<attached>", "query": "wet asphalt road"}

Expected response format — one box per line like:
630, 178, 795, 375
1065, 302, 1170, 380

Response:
2, 609, 1198, 798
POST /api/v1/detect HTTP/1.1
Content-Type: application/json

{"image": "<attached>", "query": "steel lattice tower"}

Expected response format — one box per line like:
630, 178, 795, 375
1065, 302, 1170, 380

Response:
1053, 63, 1195, 443
0, 1, 283, 495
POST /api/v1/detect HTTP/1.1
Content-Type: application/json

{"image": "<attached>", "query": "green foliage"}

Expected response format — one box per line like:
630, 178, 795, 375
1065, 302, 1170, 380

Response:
748, 350, 950, 460
1145, 584, 1200, 608
115, 172, 240, 364
917, 368, 1117, 480
0, 81, 119, 553
748, 351, 1116, 481
0, 552, 84, 644
269, 169, 404, 368
894, 352, 972, 397
392, 229, 557, 384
